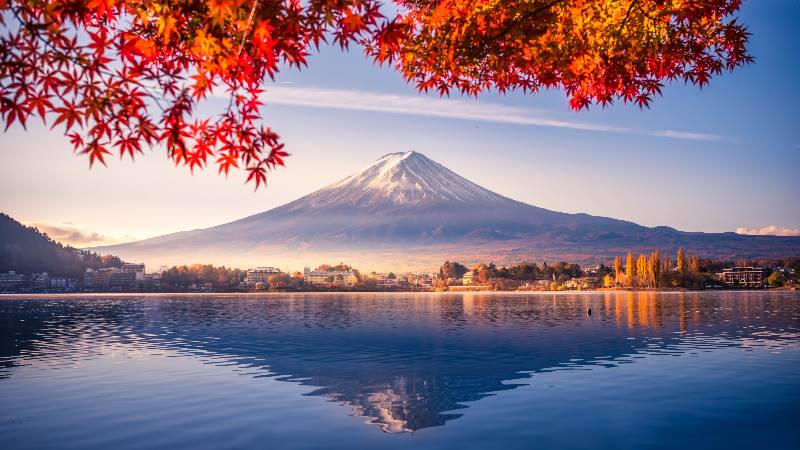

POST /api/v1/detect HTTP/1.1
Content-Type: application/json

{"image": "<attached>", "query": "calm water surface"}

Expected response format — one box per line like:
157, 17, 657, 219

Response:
0, 292, 798, 449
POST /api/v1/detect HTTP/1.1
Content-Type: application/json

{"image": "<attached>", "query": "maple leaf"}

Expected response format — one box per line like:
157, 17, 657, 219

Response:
246, 164, 267, 189
157, 14, 178, 42
51, 102, 83, 131
87, 0, 115, 17
84, 141, 111, 167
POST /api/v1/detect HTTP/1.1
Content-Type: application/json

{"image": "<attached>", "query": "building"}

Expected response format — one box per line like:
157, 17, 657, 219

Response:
84, 268, 115, 291
717, 267, 769, 288
410, 274, 435, 289
121, 263, 146, 281
583, 267, 600, 277
30, 272, 50, 291
303, 267, 358, 287
245, 267, 281, 286
563, 277, 600, 290
50, 277, 67, 290
0, 271, 25, 291
376, 274, 400, 289
109, 270, 137, 290
144, 272, 161, 289
462, 272, 476, 286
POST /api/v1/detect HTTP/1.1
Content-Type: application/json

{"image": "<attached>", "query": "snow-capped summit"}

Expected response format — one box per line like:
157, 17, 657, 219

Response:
291, 150, 505, 210
94, 151, 800, 270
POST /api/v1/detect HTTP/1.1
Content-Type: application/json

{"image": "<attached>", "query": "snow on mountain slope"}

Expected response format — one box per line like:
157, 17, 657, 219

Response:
212, 150, 636, 242
295, 151, 506, 209
92, 151, 800, 269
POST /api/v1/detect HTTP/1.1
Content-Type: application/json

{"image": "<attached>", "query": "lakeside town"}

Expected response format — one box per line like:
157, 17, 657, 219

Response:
4, 211, 794, 295
2, 251, 797, 294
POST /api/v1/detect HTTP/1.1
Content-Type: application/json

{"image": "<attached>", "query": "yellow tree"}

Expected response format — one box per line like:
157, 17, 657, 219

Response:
625, 252, 635, 287
676, 247, 686, 274
613, 256, 622, 286
649, 250, 661, 288
636, 254, 648, 287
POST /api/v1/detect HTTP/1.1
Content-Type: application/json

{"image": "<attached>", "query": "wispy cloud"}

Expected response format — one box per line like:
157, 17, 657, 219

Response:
260, 85, 734, 142
25, 221, 142, 247
736, 225, 800, 237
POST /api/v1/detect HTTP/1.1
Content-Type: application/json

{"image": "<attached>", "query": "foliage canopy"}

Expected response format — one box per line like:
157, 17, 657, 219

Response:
0, 0, 751, 187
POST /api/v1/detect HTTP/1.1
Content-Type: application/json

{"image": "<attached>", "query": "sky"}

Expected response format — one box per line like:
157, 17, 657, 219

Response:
1, 1, 799, 247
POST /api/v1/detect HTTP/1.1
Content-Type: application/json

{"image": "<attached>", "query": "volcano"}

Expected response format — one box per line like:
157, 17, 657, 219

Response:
94, 151, 800, 270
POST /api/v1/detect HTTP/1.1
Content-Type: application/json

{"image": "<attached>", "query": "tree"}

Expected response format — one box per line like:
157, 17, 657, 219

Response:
159, 264, 245, 290
676, 247, 685, 275
767, 272, 785, 288
0, 212, 124, 278
439, 260, 467, 280
625, 252, 635, 287
688, 255, 701, 274
613, 256, 622, 285
0, 0, 751, 187
636, 254, 648, 286
648, 250, 660, 288
473, 263, 490, 284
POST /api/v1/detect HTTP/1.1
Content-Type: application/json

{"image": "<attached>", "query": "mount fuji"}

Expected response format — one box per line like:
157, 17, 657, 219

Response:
94, 151, 800, 270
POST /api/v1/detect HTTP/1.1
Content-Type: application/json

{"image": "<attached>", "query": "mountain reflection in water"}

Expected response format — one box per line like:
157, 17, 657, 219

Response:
1, 291, 798, 435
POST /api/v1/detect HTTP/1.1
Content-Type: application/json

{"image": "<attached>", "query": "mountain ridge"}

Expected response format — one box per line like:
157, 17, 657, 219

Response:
92, 151, 800, 270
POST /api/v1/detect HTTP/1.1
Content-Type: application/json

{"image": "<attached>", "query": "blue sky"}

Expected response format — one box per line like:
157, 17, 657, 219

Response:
1, 0, 798, 246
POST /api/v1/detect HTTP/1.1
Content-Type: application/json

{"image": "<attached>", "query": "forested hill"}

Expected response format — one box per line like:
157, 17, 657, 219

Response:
0, 213, 124, 278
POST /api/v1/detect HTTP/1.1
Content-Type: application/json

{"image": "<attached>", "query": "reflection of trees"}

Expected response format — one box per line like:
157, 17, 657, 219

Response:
0, 293, 797, 432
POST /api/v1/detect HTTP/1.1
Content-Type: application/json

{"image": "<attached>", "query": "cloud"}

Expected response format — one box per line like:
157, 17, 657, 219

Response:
736, 225, 800, 237
649, 130, 732, 142
25, 221, 140, 247
258, 85, 734, 142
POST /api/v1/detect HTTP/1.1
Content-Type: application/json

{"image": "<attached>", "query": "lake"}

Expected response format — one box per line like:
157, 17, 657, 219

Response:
0, 292, 798, 449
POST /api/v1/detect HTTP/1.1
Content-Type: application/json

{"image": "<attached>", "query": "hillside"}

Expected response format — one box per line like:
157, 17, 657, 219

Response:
0, 213, 123, 278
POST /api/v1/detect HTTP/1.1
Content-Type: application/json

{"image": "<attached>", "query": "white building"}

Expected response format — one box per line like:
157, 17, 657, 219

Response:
303, 267, 358, 287
462, 272, 475, 286
50, 277, 67, 289
376, 274, 400, 288
245, 267, 281, 285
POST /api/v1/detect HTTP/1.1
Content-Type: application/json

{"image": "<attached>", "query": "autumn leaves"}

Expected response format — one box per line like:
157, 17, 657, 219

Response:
0, 1, 749, 187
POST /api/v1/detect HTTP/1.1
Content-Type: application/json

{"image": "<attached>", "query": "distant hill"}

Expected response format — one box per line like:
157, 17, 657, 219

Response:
0, 213, 123, 278
94, 151, 800, 271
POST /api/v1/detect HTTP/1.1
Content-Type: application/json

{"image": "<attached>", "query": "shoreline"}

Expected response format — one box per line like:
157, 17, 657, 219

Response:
1, 288, 796, 298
